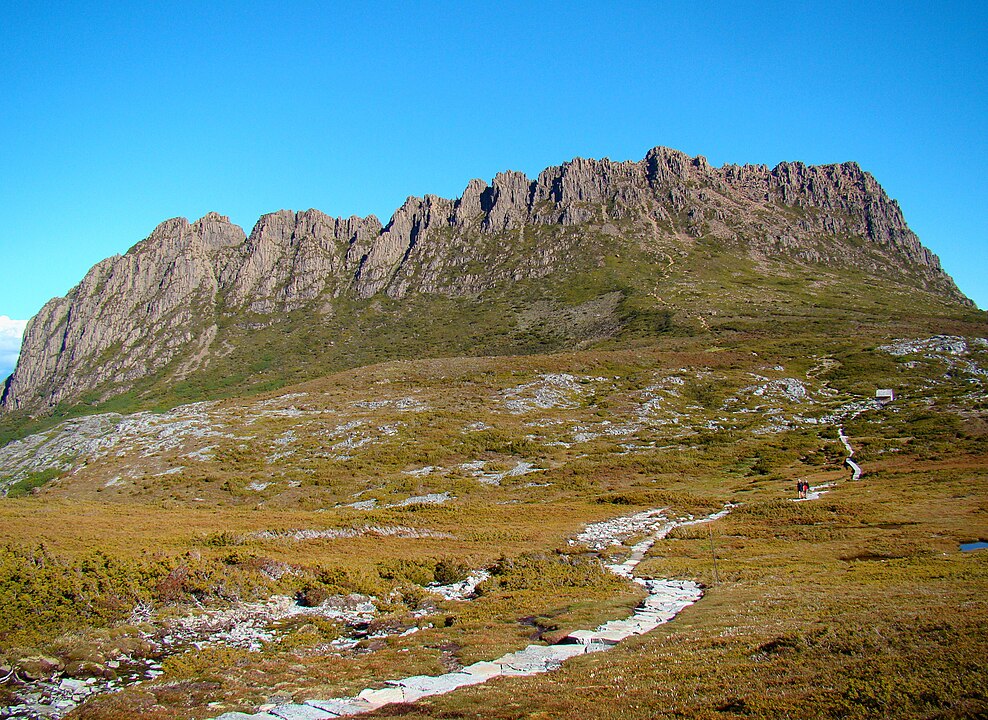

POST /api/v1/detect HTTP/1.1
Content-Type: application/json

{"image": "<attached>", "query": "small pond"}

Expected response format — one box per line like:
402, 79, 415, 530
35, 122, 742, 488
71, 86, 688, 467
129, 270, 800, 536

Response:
959, 541, 988, 552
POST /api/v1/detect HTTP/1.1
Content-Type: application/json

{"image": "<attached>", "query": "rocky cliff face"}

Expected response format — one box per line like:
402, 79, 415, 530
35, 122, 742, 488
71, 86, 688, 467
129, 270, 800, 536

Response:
1, 147, 969, 417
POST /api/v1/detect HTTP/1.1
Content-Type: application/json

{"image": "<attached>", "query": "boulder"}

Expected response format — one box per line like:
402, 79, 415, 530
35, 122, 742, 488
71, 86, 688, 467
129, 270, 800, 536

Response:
15, 655, 63, 680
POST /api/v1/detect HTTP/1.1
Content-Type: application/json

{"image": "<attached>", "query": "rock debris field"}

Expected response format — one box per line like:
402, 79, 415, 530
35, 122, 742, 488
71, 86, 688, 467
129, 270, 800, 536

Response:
0, 571, 487, 719
2, 335, 985, 501
211, 506, 730, 720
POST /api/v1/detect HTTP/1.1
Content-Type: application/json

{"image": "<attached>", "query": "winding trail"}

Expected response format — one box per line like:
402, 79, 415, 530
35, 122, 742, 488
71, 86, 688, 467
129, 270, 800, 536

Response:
215, 507, 732, 720
838, 427, 863, 480
792, 426, 861, 503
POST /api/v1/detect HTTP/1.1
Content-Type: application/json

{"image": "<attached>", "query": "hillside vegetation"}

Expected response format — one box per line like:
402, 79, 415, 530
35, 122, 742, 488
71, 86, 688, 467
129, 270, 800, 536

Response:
0, 320, 985, 718
0, 148, 984, 718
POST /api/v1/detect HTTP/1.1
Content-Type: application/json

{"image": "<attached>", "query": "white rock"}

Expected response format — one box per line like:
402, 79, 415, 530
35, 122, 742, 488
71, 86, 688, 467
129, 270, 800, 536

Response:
304, 698, 373, 715
355, 687, 405, 708
270, 704, 339, 720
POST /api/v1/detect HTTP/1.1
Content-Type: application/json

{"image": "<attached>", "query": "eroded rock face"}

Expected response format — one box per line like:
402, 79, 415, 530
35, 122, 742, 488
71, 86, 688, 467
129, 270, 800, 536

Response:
1, 147, 970, 416
4, 214, 243, 412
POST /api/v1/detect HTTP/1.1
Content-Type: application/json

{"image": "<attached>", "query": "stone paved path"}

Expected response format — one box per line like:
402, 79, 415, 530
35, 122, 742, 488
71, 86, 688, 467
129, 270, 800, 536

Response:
838, 427, 863, 480
214, 507, 730, 720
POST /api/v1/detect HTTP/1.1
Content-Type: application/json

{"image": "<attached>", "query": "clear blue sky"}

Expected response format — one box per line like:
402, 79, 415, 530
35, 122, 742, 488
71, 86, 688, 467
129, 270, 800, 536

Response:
1, 1, 985, 376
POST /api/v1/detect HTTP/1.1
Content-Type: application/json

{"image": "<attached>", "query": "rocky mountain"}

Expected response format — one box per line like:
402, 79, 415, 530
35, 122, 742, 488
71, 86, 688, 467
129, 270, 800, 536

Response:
0, 148, 986, 720
0, 147, 971, 420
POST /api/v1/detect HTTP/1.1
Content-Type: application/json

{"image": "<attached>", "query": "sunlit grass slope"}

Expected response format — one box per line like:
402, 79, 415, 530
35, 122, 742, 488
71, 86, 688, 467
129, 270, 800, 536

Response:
0, 317, 985, 718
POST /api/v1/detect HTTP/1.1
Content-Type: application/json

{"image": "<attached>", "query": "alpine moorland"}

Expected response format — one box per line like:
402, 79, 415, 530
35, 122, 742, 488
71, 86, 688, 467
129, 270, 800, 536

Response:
0, 148, 985, 719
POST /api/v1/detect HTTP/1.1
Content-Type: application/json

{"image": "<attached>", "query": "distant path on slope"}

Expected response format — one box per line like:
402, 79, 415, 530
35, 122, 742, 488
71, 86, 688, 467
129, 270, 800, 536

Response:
793, 426, 861, 503
838, 427, 863, 481
214, 507, 733, 720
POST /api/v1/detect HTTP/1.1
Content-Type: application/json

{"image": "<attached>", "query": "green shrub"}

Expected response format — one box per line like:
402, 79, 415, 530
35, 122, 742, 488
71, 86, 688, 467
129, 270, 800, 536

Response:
485, 553, 622, 593
0, 546, 168, 641
377, 558, 435, 586
5, 469, 62, 498
433, 557, 470, 585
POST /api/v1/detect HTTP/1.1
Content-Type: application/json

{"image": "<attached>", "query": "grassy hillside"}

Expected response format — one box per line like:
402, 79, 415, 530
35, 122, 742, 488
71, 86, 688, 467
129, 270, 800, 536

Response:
0, 317, 985, 718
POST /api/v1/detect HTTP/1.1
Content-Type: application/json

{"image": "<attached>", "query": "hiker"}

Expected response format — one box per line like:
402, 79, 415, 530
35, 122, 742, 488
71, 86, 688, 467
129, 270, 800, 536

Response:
795, 479, 804, 499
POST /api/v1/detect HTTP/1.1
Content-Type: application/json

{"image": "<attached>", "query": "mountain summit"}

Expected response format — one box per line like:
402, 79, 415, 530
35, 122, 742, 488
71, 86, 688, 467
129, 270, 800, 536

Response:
0, 147, 970, 418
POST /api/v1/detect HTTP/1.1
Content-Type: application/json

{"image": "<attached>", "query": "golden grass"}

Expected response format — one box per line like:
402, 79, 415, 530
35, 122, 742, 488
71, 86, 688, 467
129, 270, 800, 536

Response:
0, 499, 633, 566
0, 330, 985, 718
356, 461, 988, 719
47, 450, 987, 719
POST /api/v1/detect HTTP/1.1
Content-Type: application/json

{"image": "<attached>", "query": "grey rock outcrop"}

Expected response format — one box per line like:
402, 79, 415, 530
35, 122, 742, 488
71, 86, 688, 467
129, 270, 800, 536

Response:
5, 214, 244, 410
1, 147, 970, 417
